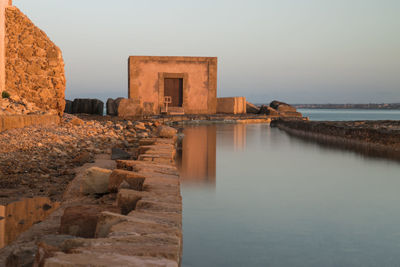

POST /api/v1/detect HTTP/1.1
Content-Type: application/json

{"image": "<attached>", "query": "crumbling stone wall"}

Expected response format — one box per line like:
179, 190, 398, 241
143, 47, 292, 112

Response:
4, 6, 66, 116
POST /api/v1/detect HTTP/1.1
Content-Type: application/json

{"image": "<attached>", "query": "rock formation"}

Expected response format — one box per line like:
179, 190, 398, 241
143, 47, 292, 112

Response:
246, 101, 260, 114
4, 6, 66, 116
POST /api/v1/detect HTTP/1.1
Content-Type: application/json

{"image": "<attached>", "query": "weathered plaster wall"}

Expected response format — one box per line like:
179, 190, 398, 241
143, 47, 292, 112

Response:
4, 6, 66, 115
129, 56, 217, 115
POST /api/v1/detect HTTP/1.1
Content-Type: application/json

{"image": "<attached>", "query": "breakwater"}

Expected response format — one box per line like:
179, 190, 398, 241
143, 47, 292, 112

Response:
272, 119, 400, 161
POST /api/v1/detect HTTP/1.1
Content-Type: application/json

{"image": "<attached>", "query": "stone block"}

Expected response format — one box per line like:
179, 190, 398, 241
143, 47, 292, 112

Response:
71, 98, 104, 115
117, 189, 144, 215
117, 98, 143, 117
59, 205, 118, 238
80, 167, 112, 195
44, 252, 178, 267
106, 97, 124, 116
108, 169, 145, 193
157, 126, 177, 138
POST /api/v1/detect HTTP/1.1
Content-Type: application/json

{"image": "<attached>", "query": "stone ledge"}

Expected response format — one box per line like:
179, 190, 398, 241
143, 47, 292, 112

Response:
0, 114, 60, 132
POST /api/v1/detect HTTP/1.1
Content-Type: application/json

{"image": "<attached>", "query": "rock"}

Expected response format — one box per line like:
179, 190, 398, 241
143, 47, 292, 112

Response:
70, 117, 84, 126
258, 105, 279, 116
59, 205, 117, 238
270, 100, 297, 112
71, 98, 104, 115
108, 169, 146, 193
6, 245, 37, 267
269, 100, 303, 118
157, 126, 177, 138
246, 101, 260, 114
117, 99, 143, 117
117, 189, 144, 215
80, 167, 112, 195
134, 122, 146, 131
72, 151, 91, 165
111, 148, 131, 160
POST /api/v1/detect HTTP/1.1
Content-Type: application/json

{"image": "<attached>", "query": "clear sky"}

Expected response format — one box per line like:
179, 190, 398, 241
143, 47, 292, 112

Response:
14, 0, 400, 104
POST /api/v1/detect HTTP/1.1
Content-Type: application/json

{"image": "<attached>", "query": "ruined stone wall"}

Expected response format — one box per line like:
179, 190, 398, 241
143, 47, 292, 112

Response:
4, 6, 66, 116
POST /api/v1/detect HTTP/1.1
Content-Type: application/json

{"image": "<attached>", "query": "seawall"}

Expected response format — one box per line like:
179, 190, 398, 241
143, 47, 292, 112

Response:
0, 114, 59, 132
272, 120, 400, 161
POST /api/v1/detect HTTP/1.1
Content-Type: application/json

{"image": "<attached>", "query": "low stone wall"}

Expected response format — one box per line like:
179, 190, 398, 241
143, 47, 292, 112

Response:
217, 97, 246, 114
0, 114, 59, 132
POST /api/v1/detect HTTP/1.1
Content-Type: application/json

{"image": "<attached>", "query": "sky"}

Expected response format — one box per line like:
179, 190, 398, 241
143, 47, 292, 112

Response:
14, 0, 400, 104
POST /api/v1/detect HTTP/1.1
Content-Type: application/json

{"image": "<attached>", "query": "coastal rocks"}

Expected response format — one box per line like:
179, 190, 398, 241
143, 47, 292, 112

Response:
246, 101, 260, 114
157, 125, 177, 138
270, 100, 303, 118
5, 7, 66, 116
64, 98, 104, 115
258, 105, 279, 116
80, 167, 112, 195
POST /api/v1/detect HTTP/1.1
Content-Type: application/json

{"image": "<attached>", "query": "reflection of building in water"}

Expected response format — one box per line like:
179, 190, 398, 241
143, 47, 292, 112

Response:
234, 124, 246, 151
0, 197, 59, 249
0, 205, 5, 248
179, 126, 216, 185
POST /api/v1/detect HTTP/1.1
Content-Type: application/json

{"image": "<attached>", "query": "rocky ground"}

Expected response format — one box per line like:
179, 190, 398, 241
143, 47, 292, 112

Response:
0, 114, 159, 205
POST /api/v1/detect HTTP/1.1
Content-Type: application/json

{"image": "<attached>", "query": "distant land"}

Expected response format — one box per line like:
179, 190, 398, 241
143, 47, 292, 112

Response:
292, 103, 400, 110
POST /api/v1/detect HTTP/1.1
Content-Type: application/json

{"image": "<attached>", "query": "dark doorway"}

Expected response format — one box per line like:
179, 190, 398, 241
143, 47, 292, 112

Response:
164, 78, 183, 107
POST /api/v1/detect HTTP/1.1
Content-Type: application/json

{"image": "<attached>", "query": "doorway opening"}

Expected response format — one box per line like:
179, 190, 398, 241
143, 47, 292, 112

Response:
164, 78, 183, 107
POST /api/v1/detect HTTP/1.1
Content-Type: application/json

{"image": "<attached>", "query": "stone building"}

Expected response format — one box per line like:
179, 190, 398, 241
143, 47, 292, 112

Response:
128, 56, 218, 115
0, 0, 66, 116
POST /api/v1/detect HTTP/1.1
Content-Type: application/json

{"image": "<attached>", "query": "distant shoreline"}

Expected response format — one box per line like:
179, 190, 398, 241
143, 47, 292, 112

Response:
291, 103, 400, 110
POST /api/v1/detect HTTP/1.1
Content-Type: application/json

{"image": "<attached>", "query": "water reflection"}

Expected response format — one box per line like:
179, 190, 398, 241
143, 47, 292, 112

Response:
177, 124, 249, 186
0, 197, 60, 248
177, 125, 217, 185
181, 124, 400, 267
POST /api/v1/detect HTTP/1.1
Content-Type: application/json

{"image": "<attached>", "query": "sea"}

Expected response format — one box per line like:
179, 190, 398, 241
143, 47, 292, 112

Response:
179, 109, 400, 267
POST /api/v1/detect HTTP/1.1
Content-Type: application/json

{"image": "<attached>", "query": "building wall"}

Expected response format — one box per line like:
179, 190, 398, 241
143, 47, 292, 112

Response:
4, 6, 66, 115
217, 97, 247, 114
129, 56, 217, 115
0, 0, 11, 93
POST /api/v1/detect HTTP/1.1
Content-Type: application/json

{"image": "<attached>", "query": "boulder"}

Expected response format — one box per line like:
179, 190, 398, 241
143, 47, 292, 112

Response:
157, 126, 177, 138
270, 100, 297, 112
246, 101, 260, 114
258, 105, 279, 116
108, 169, 146, 193
71, 98, 104, 115
117, 98, 143, 117
269, 100, 303, 118
80, 167, 112, 195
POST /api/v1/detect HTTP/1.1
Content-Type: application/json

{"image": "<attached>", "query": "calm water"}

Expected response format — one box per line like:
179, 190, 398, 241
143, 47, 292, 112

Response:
179, 123, 400, 267
299, 109, 400, 121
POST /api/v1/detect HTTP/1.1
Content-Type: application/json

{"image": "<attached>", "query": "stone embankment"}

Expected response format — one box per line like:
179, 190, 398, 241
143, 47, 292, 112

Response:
272, 119, 400, 160
0, 116, 182, 266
